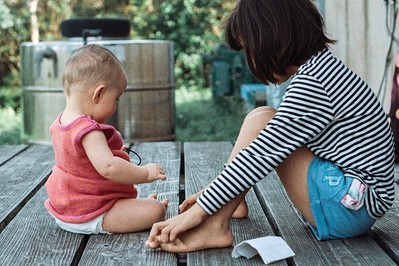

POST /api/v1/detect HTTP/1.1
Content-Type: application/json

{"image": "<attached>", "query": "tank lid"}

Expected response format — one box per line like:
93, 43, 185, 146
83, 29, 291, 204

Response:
61, 18, 130, 39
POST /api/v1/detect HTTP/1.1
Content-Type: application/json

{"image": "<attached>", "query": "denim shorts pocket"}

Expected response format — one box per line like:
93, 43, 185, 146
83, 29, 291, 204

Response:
340, 178, 366, 210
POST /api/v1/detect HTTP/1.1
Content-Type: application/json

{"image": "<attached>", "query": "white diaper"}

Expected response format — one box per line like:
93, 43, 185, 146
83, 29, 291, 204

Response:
51, 213, 111, 235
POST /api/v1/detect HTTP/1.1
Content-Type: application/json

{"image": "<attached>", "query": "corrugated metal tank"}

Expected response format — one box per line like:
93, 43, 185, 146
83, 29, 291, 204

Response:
21, 19, 175, 144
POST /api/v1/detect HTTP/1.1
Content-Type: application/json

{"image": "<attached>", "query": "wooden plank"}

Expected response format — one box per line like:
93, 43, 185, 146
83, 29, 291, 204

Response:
0, 144, 54, 232
0, 188, 86, 265
254, 171, 396, 265
0, 144, 28, 166
371, 183, 399, 264
78, 142, 181, 265
184, 142, 286, 266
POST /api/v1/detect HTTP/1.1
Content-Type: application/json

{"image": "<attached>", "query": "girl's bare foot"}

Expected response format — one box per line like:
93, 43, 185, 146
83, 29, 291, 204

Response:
232, 200, 248, 218
154, 216, 233, 253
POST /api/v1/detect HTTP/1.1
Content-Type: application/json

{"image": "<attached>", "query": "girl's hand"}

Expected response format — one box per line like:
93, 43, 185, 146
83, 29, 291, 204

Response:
179, 191, 201, 213
144, 163, 167, 182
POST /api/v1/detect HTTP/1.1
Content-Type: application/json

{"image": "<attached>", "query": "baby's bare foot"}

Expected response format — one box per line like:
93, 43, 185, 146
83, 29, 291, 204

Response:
148, 194, 168, 209
161, 198, 169, 209
148, 194, 157, 199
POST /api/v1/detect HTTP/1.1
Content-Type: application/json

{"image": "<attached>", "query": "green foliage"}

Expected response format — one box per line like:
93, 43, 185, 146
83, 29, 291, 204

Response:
0, 1, 30, 86
0, 1, 13, 29
127, 0, 234, 90
0, 107, 21, 145
0, 85, 21, 110
0, 0, 234, 91
175, 88, 247, 141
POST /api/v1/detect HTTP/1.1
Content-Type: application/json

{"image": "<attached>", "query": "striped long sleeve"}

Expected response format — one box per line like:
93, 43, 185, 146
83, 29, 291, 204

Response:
197, 49, 395, 219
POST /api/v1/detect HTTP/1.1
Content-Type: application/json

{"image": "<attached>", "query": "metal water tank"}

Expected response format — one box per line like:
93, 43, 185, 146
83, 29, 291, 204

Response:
21, 18, 175, 144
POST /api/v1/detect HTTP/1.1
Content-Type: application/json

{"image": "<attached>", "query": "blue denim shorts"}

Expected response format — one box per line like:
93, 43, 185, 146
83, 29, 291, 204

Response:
307, 157, 376, 240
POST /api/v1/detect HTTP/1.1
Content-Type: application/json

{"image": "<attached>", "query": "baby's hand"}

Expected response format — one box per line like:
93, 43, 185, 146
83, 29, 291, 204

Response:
144, 163, 167, 182
121, 145, 130, 153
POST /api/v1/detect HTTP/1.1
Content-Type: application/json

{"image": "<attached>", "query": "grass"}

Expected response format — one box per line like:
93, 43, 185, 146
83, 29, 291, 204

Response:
0, 88, 248, 145
175, 88, 247, 141
0, 107, 22, 145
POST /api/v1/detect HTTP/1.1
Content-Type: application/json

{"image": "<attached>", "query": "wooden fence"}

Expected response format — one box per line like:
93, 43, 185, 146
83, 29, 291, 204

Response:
317, 0, 399, 111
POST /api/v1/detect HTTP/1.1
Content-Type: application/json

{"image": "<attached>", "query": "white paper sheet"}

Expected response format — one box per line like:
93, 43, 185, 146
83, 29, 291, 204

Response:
232, 236, 295, 264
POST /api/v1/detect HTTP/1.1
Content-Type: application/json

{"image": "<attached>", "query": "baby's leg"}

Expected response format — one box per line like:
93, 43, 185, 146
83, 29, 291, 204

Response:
103, 197, 168, 233
229, 106, 277, 218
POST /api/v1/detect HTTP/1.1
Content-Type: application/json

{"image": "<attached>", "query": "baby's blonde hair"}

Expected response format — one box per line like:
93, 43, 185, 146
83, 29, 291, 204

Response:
63, 44, 125, 95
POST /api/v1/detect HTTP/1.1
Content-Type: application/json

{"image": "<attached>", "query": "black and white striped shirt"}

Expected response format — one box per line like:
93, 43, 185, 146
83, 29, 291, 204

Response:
197, 49, 395, 219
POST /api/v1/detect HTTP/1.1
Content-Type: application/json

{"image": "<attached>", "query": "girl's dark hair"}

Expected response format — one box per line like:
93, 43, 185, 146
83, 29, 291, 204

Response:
225, 0, 335, 84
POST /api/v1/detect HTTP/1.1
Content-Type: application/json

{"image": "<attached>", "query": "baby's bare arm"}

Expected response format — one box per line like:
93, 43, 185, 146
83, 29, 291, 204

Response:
82, 130, 166, 184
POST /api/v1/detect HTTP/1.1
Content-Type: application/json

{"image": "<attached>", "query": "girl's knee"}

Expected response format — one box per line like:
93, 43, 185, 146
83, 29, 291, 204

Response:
252, 106, 276, 113
244, 106, 276, 125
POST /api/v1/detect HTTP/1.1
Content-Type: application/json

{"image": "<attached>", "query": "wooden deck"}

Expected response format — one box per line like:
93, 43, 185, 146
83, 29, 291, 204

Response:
0, 142, 398, 265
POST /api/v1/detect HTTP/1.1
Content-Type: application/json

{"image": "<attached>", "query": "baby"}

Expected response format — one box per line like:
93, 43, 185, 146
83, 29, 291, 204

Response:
45, 44, 168, 234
